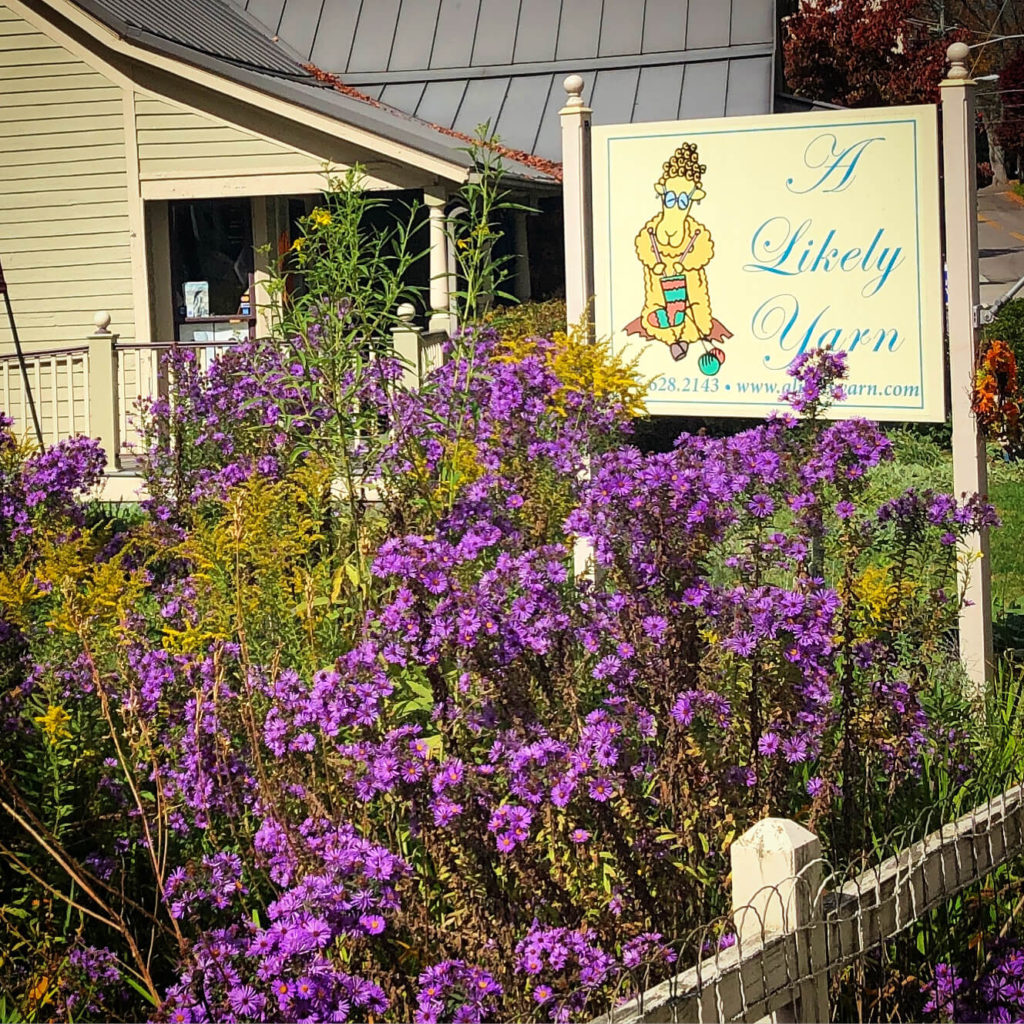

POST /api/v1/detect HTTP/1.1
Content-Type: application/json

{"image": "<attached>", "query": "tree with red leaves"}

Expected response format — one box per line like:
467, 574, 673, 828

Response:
783, 0, 964, 107
993, 48, 1024, 179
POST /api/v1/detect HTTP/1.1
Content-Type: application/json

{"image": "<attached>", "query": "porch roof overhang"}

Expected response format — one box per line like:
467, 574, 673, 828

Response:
20, 0, 562, 189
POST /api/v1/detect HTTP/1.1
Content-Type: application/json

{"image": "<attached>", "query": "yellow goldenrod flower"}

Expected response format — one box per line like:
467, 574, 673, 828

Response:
497, 325, 647, 420
291, 236, 306, 252
34, 705, 71, 743
309, 208, 332, 228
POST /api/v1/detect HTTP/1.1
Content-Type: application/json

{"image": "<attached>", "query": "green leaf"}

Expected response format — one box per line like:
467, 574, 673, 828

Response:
124, 976, 159, 1007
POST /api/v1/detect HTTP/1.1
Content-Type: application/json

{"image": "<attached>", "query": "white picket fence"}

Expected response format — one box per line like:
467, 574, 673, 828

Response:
599, 784, 1024, 1023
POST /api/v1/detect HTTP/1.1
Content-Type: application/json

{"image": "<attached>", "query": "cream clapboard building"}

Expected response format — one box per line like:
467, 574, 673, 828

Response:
0, 0, 775, 481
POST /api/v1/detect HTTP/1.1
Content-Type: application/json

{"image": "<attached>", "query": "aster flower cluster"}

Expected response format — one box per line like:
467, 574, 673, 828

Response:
923, 946, 1024, 1023
0, 324, 1002, 1024
415, 960, 502, 1024
512, 925, 673, 1023
54, 944, 129, 1019
160, 813, 404, 1022
135, 340, 311, 518
781, 347, 849, 415
0, 415, 105, 543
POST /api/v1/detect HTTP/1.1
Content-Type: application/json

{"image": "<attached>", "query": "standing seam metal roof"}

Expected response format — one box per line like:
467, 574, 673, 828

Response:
62, 0, 774, 175
240, 0, 777, 161
64, 0, 559, 181
73, 0, 311, 77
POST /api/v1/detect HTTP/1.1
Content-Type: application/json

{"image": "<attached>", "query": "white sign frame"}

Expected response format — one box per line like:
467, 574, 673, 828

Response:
591, 107, 946, 421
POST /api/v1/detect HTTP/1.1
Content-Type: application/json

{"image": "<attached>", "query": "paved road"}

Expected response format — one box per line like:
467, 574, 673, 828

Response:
978, 185, 1024, 308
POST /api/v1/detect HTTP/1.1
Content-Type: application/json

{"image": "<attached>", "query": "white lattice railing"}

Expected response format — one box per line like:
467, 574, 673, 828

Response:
0, 346, 90, 447
600, 785, 1024, 1023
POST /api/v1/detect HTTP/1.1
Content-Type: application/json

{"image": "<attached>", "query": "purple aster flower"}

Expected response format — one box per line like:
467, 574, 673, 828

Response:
806, 776, 826, 798
360, 914, 386, 935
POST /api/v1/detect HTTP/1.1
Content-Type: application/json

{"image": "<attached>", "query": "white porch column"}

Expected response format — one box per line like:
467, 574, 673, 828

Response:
940, 42, 994, 698
425, 190, 450, 334
514, 207, 532, 302
251, 196, 274, 339
146, 201, 174, 344
560, 75, 594, 337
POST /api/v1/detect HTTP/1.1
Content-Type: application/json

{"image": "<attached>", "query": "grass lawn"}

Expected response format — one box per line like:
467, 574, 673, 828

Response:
881, 429, 1024, 645
991, 467, 1024, 614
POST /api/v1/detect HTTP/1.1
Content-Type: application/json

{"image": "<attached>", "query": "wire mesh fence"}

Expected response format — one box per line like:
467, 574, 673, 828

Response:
592, 778, 1024, 1023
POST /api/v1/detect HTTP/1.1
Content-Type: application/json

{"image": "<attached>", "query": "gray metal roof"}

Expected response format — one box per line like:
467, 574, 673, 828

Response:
73, 0, 311, 78
241, 0, 776, 160
66, 0, 558, 181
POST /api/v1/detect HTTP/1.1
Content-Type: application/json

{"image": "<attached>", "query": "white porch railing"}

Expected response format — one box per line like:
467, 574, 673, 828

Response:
0, 345, 89, 445
0, 309, 442, 470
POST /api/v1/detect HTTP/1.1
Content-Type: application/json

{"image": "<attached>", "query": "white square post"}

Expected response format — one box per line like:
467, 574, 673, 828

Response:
560, 75, 594, 338
940, 42, 994, 699
87, 311, 121, 471
561, 75, 597, 577
731, 818, 828, 1023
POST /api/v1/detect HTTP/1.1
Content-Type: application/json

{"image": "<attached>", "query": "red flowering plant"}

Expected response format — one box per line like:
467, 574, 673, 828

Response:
973, 338, 1024, 459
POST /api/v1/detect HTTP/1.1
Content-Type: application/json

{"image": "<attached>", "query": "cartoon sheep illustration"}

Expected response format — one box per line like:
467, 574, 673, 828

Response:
626, 142, 732, 369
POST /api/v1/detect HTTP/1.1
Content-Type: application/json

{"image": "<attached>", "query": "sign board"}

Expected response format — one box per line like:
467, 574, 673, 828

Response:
592, 106, 945, 420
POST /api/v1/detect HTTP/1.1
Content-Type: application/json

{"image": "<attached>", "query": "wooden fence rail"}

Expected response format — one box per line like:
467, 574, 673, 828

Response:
601, 784, 1024, 1023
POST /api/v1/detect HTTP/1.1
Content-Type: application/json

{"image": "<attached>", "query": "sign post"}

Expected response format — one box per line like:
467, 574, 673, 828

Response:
561, 75, 597, 577
940, 41, 994, 697
560, 75, 594, 337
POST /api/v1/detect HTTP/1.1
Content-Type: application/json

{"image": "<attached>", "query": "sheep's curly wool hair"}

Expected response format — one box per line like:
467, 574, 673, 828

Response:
659, 142, 706, 186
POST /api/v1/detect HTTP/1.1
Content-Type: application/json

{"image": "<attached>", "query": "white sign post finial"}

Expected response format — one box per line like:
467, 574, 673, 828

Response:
563, 74, 585, 108
946, 41, 970, 81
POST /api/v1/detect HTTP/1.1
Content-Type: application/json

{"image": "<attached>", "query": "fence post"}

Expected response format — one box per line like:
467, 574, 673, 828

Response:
731, 818, 828, 1023
87, 311, 120, 471
392, 303, 421, 390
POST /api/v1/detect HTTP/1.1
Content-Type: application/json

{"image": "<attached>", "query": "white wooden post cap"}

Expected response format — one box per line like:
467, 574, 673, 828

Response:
731, 817, 821, 943
732, 817, 818, 857
93, 310, 112, 334
396, 302, 416, 323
